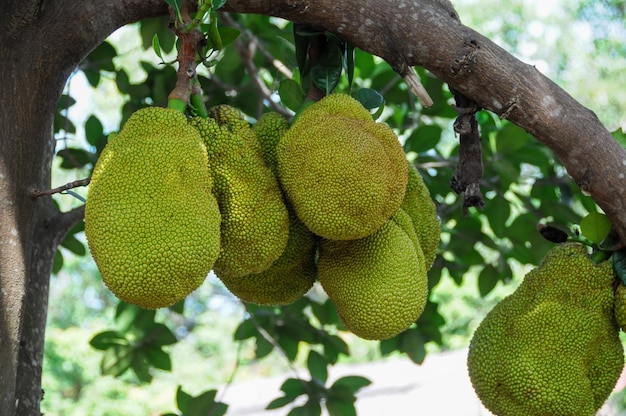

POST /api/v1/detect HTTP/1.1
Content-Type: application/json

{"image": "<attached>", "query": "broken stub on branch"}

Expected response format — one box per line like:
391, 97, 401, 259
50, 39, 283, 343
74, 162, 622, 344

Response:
449, 88, 485, 215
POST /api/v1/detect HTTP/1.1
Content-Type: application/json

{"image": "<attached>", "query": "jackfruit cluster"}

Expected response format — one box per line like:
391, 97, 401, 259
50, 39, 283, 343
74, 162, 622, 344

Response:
85, 94, 441, 324
85, 107, 221, 309
467, 242, 624, 416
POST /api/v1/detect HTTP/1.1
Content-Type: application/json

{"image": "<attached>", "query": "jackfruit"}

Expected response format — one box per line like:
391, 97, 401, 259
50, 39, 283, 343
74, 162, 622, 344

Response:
85, 107, 221, 309
318, 211, 428, 340
400, 162, 440, 269
276, 93, 408, 240
190, 106, 290, 278
614, 282, 626, 331
216, 112, 317, 305
467, 242, 623, 416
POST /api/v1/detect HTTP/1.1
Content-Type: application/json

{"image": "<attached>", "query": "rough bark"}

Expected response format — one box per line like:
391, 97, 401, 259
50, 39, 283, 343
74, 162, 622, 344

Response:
0, 1, 167, 414
0, 0, 624, 414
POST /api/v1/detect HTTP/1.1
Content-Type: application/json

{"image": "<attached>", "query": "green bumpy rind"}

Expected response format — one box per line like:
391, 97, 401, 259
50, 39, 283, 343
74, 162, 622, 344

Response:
399, 161, 440, 270
318, 211, 428, 340
85, 107, 221, 309
216, 112, 317, 305
190, 106, 290, 279
276, 93, 408, 240
467, 242, 623, 416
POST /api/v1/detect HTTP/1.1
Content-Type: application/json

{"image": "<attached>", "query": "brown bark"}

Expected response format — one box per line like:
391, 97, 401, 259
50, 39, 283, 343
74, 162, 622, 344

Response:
0, 0, 624, 414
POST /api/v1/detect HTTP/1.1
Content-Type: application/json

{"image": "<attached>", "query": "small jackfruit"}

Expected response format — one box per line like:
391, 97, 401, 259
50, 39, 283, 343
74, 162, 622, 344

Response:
85, 107, 221, 309
276, 93, 408, 240
467, 242, 623, 416
318, 211, 428, 340
614, 283, 626, 331
217, 113, 317, 305
190, 106, 290, 278
400, 162, 440, 269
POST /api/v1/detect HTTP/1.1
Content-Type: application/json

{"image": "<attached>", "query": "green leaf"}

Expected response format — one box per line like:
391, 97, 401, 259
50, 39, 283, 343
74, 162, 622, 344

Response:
330, 376, 371, 394
266, 395, 298, 410
580, 212, 612, 244
131, 351, 153, 383
404, 124, 442, 154
217, 26, 241, 48
280, 378, 306, 397
85, 115, 104, 146
100, 345, 134, 377
399, 330, 426, 364
478, 264, 500, 296
152, 34, 164, 61
85, 41, 117, 72
293, 24, 311, 77
255, 335, 274, 358
169, 299, 185, 315
176, 386, 193, 414
60, 233, 86, 255
279, 79, 304, 112
145, 346, 172, 371
287, 401, 322, 416
306, 350, 328, 384
354, 88, 384, 112
234, 319, 256, 340
612, 128, 626, 149
311, 41, 343, 95
613, 249, 626, 285
57, 148, 94, 169
52, 250, 63, 274
345, 43, 356, 90
163, 0, 183, 21
213, 0, 228, 10
186, 390, 227, 416
325, 397, 357, 416
89, 330, 129, 351
148, 323, 178, 347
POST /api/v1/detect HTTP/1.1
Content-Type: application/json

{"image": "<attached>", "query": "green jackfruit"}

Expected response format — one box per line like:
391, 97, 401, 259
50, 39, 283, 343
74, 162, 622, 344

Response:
467, 242, 623, 416
400, 162, 440, 269
190, 106, 290, 279
85, 107, 221, 309
217, 113, 317, 305
276, 93, 408, 240
318, 211, 428, 340
614, 283, 626, 331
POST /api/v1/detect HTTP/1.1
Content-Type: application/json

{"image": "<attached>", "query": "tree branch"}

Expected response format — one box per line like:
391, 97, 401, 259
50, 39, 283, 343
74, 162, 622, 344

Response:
219, 0, 626, 243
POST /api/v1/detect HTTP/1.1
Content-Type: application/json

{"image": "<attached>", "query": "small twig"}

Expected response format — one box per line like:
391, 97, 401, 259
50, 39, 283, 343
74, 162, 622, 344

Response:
29, 177, 91, 199
404, 70, 433, 107
232, 37, 293, 118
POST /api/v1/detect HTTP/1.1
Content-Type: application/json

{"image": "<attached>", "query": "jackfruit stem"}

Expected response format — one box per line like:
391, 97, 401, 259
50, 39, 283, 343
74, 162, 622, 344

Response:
167, 98, 188, 113
189, 79, 208, 118
590, 249, 613, 264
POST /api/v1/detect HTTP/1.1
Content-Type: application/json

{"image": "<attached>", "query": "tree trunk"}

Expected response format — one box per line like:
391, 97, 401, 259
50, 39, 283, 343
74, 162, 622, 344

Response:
0, 1, 166, 414
0, 0, 623, 414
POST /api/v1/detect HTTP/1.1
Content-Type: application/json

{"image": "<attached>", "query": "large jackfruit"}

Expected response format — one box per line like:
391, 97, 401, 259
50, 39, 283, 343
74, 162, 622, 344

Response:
276, 93, 408, 240
85, 107, 221, 309
400, 162, 440, 269
467, 242, 623, 416
318, 211, 428, 340
216, 112, 317, 305
190, 106, 290, 279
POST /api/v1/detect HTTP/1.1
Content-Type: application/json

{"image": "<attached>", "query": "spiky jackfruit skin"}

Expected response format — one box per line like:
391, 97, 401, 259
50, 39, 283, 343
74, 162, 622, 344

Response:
614, 283, 626, 331
217, 113, 317, 305
276, 94, 408, 240
467, 243, 623, 416
220, 209, 318, 305
190, 106, 290, 279
401, 162, 440, 269
318, 212, 428, 340
85, 107, 221, 309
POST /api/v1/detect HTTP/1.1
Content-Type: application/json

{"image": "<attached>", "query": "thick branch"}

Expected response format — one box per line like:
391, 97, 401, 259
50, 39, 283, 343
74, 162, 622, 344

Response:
220, 0, 626, 243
